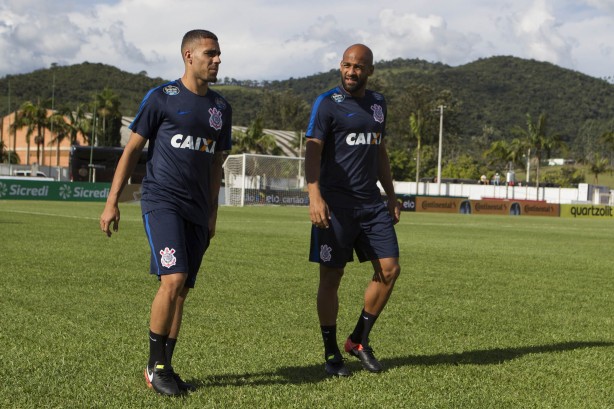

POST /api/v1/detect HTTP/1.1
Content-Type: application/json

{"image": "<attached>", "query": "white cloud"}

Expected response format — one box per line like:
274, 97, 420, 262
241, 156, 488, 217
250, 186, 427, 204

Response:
513, 0, 574, 67
0, 0, 612, 82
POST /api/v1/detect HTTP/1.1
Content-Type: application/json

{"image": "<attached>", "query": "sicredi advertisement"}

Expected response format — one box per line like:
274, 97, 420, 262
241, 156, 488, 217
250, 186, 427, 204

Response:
0, 180, 110, 202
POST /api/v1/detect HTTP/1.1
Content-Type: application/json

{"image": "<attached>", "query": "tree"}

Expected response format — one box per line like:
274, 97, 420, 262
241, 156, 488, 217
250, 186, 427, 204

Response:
47, 112, 71, 166
512, 113, 566, 191
0, 140, 20, 164
483, 137, 526, 175
259, 90, 310, 131
11, 101, 40, 165
587, 153, 609, 184
441, 154, 481, 180
93, 88, 122, 146
601, 130, 614, 165
31, 99, 50, 165
231, 117, 282, 155
60, 103, 90, 146
386, 85, 461, 182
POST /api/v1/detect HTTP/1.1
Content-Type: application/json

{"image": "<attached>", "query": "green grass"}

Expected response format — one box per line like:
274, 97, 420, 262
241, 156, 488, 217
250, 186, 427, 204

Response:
1, 201, 612, 408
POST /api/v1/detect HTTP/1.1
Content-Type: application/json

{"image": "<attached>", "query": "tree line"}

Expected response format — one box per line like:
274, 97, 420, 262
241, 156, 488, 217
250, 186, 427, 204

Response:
1, 57, 613, 186
1, 87, 122, 166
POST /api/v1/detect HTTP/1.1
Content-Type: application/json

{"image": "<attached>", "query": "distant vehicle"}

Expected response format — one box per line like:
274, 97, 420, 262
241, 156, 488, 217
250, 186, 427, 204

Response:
14, 170, 48, 177
69, 145, 148, 183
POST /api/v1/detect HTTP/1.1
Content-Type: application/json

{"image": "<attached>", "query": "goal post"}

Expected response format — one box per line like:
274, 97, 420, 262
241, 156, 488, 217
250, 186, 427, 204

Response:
223, 153, 307, 206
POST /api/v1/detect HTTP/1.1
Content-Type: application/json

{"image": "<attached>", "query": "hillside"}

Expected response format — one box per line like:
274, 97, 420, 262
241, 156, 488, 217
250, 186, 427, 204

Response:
0, 62, 166, 118
1, 57, 613, 158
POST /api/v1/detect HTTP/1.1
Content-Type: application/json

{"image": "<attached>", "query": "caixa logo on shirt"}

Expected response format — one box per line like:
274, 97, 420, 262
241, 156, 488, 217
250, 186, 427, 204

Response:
345, 132, 382, 146
171, 134, 217, 153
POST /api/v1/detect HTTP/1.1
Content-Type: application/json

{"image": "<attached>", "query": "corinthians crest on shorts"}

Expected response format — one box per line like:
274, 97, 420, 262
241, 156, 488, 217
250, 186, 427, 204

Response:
320, 244, 332, 262
159, 247, 177, 268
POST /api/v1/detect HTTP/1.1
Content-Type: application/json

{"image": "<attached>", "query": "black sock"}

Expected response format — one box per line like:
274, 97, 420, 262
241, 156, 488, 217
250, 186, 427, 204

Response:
148, 330, 168, 368
320, 325, 339, 357
350, 309, 378, 346
165, 338, 177, 368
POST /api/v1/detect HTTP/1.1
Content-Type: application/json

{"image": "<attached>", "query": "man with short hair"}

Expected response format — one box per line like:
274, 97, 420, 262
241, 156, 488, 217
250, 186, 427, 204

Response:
305, 44, 401, 377
100, 29, 232, 396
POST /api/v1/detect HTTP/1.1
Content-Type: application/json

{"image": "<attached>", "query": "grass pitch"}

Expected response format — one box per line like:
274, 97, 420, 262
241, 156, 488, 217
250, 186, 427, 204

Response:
1, 201, 612, 408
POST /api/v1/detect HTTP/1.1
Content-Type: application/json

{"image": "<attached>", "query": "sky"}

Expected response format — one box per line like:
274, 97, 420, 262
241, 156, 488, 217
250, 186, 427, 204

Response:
0, 0, 612, 82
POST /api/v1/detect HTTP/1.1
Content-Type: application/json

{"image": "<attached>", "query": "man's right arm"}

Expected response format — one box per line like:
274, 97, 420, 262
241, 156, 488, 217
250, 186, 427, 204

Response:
305, 138, 330, 229
100, 132, 148, 237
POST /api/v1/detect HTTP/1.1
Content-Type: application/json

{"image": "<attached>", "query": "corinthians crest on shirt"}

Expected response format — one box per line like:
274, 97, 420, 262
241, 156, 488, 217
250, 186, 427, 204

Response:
209, 107, 223, 130
371, 104, 384, 123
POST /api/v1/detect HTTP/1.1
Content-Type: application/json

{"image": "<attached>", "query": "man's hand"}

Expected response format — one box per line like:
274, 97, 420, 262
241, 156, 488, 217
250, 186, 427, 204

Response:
100, 204, 120, 237
388, 198, 401, 225
309, 194, 330, 229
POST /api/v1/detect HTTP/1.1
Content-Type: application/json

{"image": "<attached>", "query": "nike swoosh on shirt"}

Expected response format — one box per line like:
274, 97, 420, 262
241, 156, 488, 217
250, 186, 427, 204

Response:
177, 110, 191, 115
346, 113, 357, 117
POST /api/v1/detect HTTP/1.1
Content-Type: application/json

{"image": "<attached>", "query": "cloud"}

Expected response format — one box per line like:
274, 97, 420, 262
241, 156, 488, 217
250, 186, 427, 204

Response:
0, 0, 612, 82
371, 9, 480, 65
513, 0, 574, 67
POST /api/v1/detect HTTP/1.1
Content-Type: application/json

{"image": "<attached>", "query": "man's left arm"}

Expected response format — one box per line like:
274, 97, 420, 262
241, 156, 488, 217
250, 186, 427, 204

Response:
209, 151, 226, 238
377, 139, 400, 224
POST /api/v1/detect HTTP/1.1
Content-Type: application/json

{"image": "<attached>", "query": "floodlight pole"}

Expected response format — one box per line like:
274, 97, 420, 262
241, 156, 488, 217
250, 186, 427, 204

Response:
436, 105, 446, 194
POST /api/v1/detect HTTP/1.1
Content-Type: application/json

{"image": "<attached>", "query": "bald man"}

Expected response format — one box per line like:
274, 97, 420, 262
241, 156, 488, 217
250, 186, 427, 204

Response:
305, 44, 401, 376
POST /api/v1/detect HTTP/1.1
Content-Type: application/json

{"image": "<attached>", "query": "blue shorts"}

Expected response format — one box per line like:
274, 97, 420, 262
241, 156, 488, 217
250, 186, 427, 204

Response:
143, 209, 210, 288
309, 203, 400, 268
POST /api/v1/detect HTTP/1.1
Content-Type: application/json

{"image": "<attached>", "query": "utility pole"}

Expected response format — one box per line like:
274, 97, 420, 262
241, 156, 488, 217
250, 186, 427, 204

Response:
436, 105, 446, 194
7, 79, 11, 175
526, 148, 531, 184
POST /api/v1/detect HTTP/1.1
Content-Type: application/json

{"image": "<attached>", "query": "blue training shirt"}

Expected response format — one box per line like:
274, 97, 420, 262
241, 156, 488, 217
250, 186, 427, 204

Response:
306, 85, 386, 208
130, 79, 232, 226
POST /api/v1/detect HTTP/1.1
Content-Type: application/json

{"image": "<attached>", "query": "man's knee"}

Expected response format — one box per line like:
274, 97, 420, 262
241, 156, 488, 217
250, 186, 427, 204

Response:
160, 273, 188, 298
373, 262, 400, 285
319, 266, 344, 288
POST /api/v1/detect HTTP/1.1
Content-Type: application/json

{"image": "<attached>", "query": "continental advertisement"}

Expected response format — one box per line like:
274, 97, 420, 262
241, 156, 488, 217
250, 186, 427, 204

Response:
411, 196, 561, 217
0, 179, 114, 202
470, 200, 560, 217
415, 196, 466, 213
560, 204, 614, 219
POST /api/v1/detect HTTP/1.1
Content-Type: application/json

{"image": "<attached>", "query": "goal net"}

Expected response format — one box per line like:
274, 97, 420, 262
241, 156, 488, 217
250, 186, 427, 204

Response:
223, 153, 307, 206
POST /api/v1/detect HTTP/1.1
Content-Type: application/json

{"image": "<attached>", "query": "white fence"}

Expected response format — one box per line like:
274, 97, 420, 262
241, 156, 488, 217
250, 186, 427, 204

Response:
392, 181, 613, 205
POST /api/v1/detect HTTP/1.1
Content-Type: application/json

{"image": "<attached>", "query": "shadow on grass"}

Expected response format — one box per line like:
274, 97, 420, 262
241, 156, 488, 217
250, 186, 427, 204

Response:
189, 340, 613, 388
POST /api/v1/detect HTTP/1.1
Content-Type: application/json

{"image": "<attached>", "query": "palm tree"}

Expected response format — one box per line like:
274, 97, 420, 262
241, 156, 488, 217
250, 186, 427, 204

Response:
1, 140, 20, 164
32, 99, 50, 165
484, 138, 527, 178
513, 113, 566, 192
601, 130, 614, 165
231, 118, 281, 155
409, 110, 425, 183
11, 101, 38, 165
484, 140, 512, 170
61, 104, 89, 146
47, 112, 71, 166
93, 88, 122, 146
587, 152, 609, 184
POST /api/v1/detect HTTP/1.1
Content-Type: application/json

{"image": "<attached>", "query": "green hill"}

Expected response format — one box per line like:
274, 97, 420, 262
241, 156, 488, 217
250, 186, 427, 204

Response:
1, 57, 613, 166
